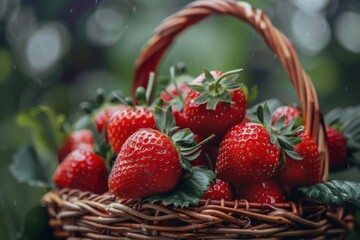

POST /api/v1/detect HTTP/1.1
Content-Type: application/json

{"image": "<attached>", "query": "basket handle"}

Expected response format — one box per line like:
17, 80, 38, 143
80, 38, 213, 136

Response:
132, 0, 328, 181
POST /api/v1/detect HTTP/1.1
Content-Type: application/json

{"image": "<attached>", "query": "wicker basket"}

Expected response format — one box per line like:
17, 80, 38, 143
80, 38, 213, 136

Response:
42, 0, 355, 239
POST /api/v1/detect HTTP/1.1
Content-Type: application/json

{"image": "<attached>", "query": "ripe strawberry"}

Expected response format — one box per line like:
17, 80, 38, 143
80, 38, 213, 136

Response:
277, 133, 322, 187
271, 106, 301, 125
238, 180, 286, 204
93, 105, 128, 133
108, 128, 182, 199
216, 122, 280, 184
57, 129, 94, 163
107, 106, 156, 154
325, 106, 360, 171
326, 126, 348, 170
203, 179, 233, 201
216, 104, 302, 185
108, 106, 214, 199
53, 149, 108, 194
183, 69, 246, 144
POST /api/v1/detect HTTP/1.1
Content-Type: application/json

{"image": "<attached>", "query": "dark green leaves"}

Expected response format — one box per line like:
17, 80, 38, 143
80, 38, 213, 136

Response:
154, 105, 178, 135
188, 69, 244, 110
299, 180, 360, 205
145, 167, 215, 207
256, 103, 303, 165
9, 145, 55, 188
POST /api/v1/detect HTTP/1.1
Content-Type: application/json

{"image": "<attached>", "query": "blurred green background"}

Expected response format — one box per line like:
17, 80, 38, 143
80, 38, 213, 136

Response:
1, 0, 360, 239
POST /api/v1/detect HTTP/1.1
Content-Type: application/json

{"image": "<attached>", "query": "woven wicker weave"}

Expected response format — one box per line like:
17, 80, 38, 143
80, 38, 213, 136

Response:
42, 0, 354, 239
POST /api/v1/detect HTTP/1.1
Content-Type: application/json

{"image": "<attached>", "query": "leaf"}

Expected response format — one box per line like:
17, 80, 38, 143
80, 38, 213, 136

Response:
145, 167, 215, 208
257, 105, 264, 124
154, 106, 165, 133
188, 84, 206, 93
206, 97, 219, 110
274, 114, 286, 129
204, 69, 216, 83
284, 149, 302, 160
9, 145, 55, 188
263, 103, 272, 126
16, 106, 65, 154
194, 92, 210, 105
277, 136, 294, 150
164, 105, 176, 134
299, 180, 360, 205
221, 75, 239, 86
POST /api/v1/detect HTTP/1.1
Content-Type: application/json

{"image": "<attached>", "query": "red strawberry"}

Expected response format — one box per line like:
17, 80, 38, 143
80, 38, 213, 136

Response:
216, 122, 280, 184
108, 128, 182, 199
238, 180, 286, 204
271, 106, 301, 125
277, 133, 322, 187
107, 106, 156, 154
93, 105, 128, 133
53, 149, 108, 194
108, 105, 215, 200
203, 179, 233, 201
183, 70, 246, 144
326, 126, 348, 170
216, 104, 301, 185
57, 129, 94, 163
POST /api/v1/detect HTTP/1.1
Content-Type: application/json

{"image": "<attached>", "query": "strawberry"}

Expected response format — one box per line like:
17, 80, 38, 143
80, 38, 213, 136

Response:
203, 179, 234, 201
325, 106, 360, 170
108, 128, 183, 199
326, 126, 348, 170
238, 179, 286, 204
108, 106, 215, 199
93, 105, 128, 133
57, 129, 94, 163
183, 69, 246, 144
216, 104, 302, 185
53, 149, 108, 194
107, 106, 156, 154
271, 106, 301, 125
277, 133, 322, 187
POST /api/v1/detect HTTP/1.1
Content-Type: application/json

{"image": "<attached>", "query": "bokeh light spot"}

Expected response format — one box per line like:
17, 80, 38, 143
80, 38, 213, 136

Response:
335, 11, 360, 54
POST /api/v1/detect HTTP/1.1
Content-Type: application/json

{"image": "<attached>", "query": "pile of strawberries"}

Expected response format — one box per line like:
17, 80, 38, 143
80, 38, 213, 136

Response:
52, 68, 358, 205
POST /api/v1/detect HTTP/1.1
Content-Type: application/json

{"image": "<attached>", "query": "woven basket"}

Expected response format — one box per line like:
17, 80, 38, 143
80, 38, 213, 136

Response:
42, 0, 355, 239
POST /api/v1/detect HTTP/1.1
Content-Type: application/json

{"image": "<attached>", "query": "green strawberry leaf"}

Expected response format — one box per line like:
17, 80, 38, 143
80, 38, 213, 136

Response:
9, 145, 55, 188
246, 98, 282, 121
299, 180, 360, 205
145, 167, 215, 208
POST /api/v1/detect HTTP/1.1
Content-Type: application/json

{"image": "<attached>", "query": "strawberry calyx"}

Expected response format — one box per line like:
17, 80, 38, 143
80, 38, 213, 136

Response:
188, 69, 243, 110
154, 105, 215, 172
256, 103, 303, 168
